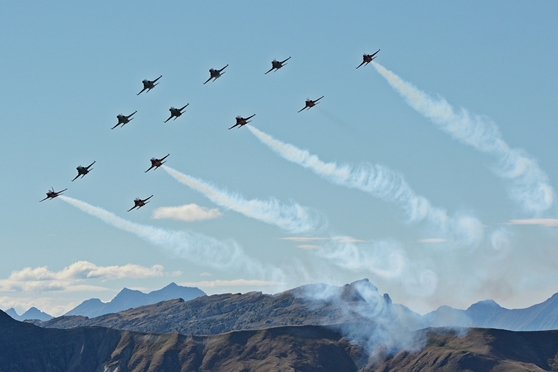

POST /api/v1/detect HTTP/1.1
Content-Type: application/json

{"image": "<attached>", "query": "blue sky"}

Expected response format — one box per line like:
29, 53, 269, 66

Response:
1, 2, 557, 316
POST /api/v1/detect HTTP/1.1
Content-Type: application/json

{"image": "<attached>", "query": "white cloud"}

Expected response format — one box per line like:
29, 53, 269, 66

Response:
508, 218, 558, 227
0, 261, 165, 293
153, 204, 222, 222
297, 244, 321, 250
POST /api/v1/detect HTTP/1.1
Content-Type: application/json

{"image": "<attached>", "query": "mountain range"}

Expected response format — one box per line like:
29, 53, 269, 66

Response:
3, 282, 205, 321
5, 306, 52, 322
64, 282, 206, 318
28, 279, 558, 334
4, 308, 558, 371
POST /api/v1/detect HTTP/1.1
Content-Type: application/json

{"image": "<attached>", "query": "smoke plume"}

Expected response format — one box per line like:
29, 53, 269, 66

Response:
247, 125, 483, 245
373, 62, 554, 214
59, 196, 283, 281
163, 165, 324, 234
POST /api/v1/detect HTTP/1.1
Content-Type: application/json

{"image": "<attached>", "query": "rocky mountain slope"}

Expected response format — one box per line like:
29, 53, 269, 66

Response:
5, 309, 558, 371
33, 279, 423, 339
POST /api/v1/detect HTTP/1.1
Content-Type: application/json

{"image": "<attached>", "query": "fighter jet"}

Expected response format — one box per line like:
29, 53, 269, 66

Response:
40, 187, 67, 202
145, 154, 169, 173
164, 104, 189, 123
112, 111, 137, 130
72, 161, 95, 181
128, 195, 153, 212
137, 75, 162, 95
265, 57, 291, 74
298, 96, 324, 113
229, 114, 256, 130
356, 49, 380, 69
204, 64, 228, 84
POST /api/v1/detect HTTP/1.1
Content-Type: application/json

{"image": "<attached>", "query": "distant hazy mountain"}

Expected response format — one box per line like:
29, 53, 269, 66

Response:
425, 293, 558, 331
4, 306, 52, 321
64, 282, 206, 318
5, 309, 558, 371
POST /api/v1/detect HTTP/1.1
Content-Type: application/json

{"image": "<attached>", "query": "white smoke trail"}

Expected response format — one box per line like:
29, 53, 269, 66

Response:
163, 165, 325, 234
247, 125, 484, 245
373, 62, 554, 214
59, 196, 282, 281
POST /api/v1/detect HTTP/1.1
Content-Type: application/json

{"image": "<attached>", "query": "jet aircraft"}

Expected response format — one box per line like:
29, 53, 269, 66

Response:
112, 111, 137, 130
72, 161, 95, 181
356, 49, 380, 69
229, 114, 256, 130
145, 154, 170, 173
204, 65, 228, 84
298, 96, 324, 112
40, 187, 67, 202
137, 75, 162, 95
128, 195, 153, 212
164, 104, 189, 123
265, 57, 291, 74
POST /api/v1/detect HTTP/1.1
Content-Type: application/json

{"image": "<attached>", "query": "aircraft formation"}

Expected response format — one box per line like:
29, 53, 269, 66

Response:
41, 51, 379, 210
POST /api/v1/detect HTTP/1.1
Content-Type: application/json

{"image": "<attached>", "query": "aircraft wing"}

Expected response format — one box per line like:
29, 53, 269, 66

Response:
297, 107, 308, 113
356, 61, 366, 69
219, 64, 229, 72
39, 196, 49, 202
203, 76, 213, 84
144, 195, 153, 202
111, 123, 121, 130
153, 75, 162, 83
315, 96, 324, 102
180, 103, 189, 111
161, 154, 170, 161
127, 205, 137, 212
137, 87, 147, 95
265, 67, 275, 74
164, 115, 173, 123
145, 165, 155, 173
229, 123, 241, 130
371, 49, 380, 57
71, 174, 80, 182
281, 57, 291, 64
86, 161, 96, 169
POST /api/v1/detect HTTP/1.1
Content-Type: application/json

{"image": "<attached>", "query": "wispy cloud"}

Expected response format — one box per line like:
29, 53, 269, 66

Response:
373, 61, 554, 214
0, 261, 163, 293
153, 204, 222, 222
508, 218, 558, 227
163, 165, 325, 234
247, 125, 484, 246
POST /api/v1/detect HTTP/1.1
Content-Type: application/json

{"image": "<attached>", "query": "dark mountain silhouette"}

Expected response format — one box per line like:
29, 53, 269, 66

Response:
425, 292, 558, 331
4, 309, 558, 371
64, 282, 206, 317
